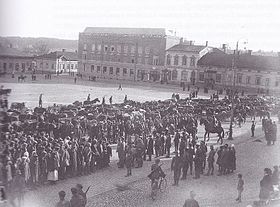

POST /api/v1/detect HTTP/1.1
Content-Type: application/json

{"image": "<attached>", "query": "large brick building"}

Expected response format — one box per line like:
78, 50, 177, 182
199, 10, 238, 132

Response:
78, 27, 180, 81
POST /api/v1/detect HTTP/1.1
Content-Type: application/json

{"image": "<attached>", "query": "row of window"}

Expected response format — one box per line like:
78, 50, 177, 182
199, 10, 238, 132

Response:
83, 43, 155, 55
0, 62, 32, 71
82, 54, 161, 66
39, 62, 55, 69
59, 63, 78, 70
166, 54, 196, 66
86, 65, 135, 76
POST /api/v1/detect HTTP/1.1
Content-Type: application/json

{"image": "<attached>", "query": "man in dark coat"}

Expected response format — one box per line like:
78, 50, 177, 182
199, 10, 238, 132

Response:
206, 145, 215, 176
174, 131, 180, 152
171, 151, 183, 186
193, 145, 202, 179
259, 168, 273, 202
183, 191, 199, 207
147, 135, 154, 161
165, 134, 172, 158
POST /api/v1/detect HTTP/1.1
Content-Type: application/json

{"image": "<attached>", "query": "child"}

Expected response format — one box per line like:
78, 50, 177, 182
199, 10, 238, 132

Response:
236, 173, 244, 203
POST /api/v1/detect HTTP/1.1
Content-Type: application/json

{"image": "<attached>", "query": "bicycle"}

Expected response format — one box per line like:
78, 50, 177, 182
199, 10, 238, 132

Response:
151, 176, 167, 200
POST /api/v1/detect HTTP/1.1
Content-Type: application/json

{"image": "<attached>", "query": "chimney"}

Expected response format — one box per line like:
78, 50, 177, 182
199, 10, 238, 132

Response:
62, 49, 66, 52
222, 44, 227, 53
205, 41, 208, 46
248, 50, 252, 55
180, 38, 183, 44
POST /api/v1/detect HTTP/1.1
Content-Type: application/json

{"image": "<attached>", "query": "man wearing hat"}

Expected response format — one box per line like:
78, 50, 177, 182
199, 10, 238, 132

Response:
70, 187, 85, 207
55, 190, 70, 207
171, 151, 183, 186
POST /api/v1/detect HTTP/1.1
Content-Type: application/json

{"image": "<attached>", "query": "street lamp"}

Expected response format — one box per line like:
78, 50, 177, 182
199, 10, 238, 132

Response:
228, 39, 248, 140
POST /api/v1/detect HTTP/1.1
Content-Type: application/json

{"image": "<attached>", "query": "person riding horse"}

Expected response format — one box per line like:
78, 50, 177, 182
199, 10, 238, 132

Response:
200, 116, 224, 144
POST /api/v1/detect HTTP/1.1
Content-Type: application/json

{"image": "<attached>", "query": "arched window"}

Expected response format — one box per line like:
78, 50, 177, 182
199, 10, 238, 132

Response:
172, 70, 178, 80
190, 56, 196, 66
182, 56, 187, 66
166, 54, 171, 65
174, 55, 179, 65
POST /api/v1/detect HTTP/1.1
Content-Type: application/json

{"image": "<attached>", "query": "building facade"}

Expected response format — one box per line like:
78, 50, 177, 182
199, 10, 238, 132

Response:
164, 42, 211, 84
34, 50, 78, 74
197, 51, 280, 94
78, 27, 180, 81
0, 47, 35, 74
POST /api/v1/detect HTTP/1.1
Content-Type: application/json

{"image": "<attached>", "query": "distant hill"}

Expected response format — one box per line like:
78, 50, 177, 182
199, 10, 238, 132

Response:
0, 36, 78, 55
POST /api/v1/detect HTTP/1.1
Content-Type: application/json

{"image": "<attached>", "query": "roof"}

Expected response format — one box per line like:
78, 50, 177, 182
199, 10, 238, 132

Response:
0, 46, 34, 58
197, 51, 280, 71
36, 51, 78, 61
83, 27, 166, 36
166, 44, 207, 53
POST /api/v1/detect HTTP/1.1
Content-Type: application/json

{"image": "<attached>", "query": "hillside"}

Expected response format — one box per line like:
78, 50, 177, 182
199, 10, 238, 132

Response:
0, 36, 78, 55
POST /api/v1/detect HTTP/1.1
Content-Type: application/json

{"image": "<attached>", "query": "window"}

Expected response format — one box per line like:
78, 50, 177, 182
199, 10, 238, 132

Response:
46, 63, 49, 69
153, 56, 159, 65
182, 56, 187, 66
97, 44, 102, 51
255, 76, 261, 85
190, 56, 196, 66
166, 55, 171, 65
199, 72, 204, 81
103, 66, 107, 73
216, 74, 221, 83
275, 79, 279, 87
124, 45, 128, 53
130, 69, 134, 76
9, 63, 13, 69
63, 64, 65, 69
174, 55, 179, 65
109, 67, 113, 75
265, 78, 270, 86
117, 45, 122, 53
92, 44, 95, 51
91, 65, 94, 72
97, 66, 101, 73
22, 63, 25, 70
51, 64, 55, 69
172, 70, 178, 80
145, 47, 150, 55
67, 64, 70, 69
181, 71, 188, 81
138, 46, 142, 54
75, 64, 78, 69
116, 67, 120, 75
111, 46, 115, 52
83, 44, 87, 50
237, 73, 242, 84
104, 45, 108, 52
15, 63, 19, 71
131, 45, 135, 54
123, 68, 127, 75
246, 76, 251, 84
71, 64, 74, 69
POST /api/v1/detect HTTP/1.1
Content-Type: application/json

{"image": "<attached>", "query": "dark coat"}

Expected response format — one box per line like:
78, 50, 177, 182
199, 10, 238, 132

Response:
147, 138, 154, 155
259, 175, 273, 200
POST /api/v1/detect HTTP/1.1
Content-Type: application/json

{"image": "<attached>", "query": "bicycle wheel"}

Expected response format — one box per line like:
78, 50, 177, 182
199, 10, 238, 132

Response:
159, 178, 167, 193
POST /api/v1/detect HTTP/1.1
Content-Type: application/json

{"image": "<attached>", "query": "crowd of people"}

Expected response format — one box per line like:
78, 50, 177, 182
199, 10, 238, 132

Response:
0, 85, 279, 206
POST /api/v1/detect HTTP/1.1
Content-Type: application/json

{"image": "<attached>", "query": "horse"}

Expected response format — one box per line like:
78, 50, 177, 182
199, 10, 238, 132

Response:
199, 117, 224, 144
18, 75, 27, 82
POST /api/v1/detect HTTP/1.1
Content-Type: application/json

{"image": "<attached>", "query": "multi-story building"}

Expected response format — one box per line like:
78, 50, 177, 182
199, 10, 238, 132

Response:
164, 41, 211, 84
0, 46, 35, 74
197, 50, 280, 94
78, 27, 180, 81
34, 50, 78, 74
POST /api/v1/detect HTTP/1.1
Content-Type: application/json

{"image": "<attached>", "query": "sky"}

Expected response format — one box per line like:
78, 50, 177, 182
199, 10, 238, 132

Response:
0, 0, 280, 51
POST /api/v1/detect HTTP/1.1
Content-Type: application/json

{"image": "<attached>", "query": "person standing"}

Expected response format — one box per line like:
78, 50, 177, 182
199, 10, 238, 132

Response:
39, 94, 43, 108
125, 150, 133, 177
174, 131, 180, 152
236, 174, 244, 203
146, 135, 154, 161
183, 191, 199, 207
70, 187, 85, 207
206, 145, 215, 176
74, 77, 77, 84
165, 134, 171, 158
251, 121, 255, 137
55, 191, 70, 207
171, 151, 183, 186
109, 96, 112, 105
259, 168, 273, 202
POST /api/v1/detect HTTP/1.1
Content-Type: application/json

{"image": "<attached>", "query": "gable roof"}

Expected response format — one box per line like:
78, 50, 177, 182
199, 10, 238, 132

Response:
35, 51, 78, 61
0, 46, 34, 58
166, 44, 207, 53
83, 27, 166, 36
197, 51, 280, 71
